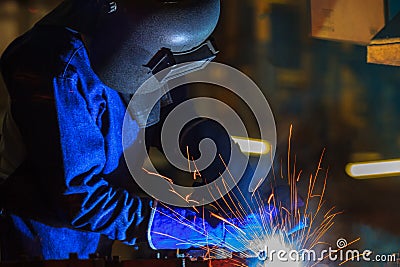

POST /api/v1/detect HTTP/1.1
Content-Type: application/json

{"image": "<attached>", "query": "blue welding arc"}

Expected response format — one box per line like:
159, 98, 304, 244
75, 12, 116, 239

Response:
287, 218, 309, 235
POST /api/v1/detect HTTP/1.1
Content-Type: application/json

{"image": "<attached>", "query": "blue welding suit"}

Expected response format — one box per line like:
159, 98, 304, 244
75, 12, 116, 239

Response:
0, 25, 154, 260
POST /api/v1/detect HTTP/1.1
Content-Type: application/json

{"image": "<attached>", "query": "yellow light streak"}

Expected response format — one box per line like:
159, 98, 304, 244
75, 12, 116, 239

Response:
231, 136, 271, 155
346, 159, 400, 179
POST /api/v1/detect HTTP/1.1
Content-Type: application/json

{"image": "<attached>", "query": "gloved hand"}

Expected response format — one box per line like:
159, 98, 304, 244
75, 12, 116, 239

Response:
147, 202, 278, 252
179, 118, 272, 214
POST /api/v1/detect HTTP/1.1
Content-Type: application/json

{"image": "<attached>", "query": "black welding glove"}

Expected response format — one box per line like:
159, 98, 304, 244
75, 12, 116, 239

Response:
179, 118, 269, 214
179, 118, 304, 213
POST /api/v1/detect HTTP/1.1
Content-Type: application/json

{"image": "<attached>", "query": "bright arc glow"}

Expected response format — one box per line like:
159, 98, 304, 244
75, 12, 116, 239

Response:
346, 159, 400, 179
231, 136, 271, 155
250, 235, 302, 267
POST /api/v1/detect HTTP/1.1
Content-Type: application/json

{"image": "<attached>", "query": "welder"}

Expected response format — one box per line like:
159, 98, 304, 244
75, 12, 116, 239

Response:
0, 0, 283, 260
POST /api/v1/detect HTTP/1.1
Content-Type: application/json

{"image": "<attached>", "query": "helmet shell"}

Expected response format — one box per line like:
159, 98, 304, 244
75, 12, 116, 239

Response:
89, 0, 221, 94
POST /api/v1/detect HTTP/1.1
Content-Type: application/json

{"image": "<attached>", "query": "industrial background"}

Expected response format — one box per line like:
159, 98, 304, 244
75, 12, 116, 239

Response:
1, 0, 400, 266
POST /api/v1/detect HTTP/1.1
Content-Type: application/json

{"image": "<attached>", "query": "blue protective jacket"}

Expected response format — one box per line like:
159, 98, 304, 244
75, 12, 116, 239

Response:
0, 24, 153, 260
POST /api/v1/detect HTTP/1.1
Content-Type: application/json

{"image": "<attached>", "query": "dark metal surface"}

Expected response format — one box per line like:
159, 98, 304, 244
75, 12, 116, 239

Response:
0, 258, 248, 267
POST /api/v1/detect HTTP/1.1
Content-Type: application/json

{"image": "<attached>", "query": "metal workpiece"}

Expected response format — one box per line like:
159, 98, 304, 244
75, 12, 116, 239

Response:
0, 258, 248, 267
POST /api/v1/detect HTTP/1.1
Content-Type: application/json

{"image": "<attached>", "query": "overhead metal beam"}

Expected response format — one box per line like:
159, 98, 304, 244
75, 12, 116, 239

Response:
368, 11, 400, 66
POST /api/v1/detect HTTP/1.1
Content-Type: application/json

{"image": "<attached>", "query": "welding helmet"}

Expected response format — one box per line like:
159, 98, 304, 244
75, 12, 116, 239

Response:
85, 0, 220, 126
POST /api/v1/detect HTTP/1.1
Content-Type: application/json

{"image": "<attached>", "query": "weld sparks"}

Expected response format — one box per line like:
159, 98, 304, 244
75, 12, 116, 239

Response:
147, 125, 341, 267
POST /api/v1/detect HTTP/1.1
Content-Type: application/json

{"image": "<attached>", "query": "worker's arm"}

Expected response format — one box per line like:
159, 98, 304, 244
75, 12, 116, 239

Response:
4, 71, 152, 246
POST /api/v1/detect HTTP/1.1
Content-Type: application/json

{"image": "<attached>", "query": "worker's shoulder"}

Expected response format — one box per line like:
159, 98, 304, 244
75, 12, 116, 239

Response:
0, 25, 87, 80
